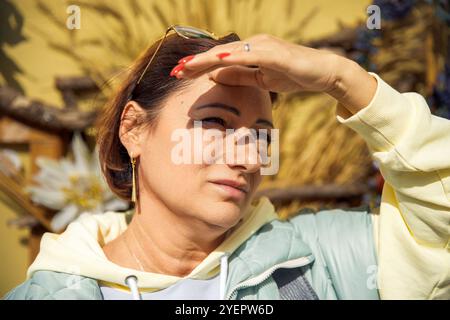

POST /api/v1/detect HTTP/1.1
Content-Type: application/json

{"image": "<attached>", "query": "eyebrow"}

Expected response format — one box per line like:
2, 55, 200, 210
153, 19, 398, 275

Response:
195, 103, 274, 128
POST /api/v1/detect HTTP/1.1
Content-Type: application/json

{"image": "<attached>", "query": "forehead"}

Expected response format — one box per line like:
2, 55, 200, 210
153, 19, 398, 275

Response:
171, 74, 273, 121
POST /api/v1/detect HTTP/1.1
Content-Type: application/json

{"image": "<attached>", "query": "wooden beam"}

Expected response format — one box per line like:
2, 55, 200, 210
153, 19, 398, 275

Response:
0, 117, 32, 143
0, 170, 52, 230
255, 183, 368, 204
54, 76, 99, 109
0, 86, 97, 131
55, 75, 98, 92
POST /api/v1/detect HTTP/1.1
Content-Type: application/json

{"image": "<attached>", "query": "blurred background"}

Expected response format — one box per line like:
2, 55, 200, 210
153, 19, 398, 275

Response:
0, 0, 448, 296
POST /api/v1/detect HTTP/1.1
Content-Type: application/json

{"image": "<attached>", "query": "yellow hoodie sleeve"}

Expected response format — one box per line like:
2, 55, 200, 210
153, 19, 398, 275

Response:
336, 72, 450, 300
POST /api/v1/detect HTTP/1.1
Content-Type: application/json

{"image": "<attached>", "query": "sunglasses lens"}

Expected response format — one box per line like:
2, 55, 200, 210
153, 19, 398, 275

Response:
174, 25, 216, 39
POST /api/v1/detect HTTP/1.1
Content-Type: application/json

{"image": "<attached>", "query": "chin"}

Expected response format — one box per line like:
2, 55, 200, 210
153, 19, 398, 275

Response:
200, 199, 244, 229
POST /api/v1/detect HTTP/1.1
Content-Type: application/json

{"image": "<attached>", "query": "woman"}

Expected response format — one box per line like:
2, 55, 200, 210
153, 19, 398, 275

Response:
5, 27, 449, 300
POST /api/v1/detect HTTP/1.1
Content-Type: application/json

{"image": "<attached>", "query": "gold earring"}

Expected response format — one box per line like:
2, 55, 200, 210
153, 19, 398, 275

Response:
130, 152, 137, 204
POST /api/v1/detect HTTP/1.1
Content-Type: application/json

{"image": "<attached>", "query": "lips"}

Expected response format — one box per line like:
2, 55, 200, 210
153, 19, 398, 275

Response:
208, 179, 249, 201
209, 179, 249, 193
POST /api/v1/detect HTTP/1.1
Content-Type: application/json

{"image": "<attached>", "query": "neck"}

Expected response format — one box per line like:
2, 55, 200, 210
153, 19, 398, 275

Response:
108, 189, 228, 277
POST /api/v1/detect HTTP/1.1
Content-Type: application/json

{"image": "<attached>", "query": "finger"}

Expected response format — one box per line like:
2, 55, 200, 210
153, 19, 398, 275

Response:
176, 64, 229, 80
177, 64, 264, 90
178, 41, 242, 71
207, 66, 268, 89
183, 49, 283, 75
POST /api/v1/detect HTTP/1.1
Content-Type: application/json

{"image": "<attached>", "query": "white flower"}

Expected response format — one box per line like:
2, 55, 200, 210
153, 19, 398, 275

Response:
25, 132, 129, 232
0, 149, 22, 174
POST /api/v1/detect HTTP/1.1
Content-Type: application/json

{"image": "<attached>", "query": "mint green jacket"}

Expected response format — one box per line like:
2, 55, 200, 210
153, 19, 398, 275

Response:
4, 207, 379, 300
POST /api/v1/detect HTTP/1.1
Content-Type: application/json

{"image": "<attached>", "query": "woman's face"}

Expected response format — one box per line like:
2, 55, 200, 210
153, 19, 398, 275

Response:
126, 74, 273, 230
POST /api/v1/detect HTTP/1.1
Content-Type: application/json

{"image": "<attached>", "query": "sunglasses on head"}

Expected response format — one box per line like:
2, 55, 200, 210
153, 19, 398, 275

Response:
136, 25, 221, 84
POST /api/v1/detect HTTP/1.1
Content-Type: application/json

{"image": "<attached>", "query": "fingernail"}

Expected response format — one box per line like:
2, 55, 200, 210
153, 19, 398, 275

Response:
178, 55, 195, 64
216, 52, 231, 59
170, 63, 185, 77
175, 70, 184, 79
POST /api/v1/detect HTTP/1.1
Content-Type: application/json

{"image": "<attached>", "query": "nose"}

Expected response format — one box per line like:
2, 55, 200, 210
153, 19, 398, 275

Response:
226, 127, 263, 174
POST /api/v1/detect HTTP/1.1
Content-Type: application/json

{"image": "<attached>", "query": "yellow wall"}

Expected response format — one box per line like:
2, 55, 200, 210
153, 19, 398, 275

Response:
0, 0, 371, 296
0, 201, 29, 296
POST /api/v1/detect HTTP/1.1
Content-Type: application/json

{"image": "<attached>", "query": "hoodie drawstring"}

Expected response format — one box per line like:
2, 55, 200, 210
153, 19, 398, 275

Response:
125, 275, 142, 300
219, 252, 229, 300
125, 253, 229, 300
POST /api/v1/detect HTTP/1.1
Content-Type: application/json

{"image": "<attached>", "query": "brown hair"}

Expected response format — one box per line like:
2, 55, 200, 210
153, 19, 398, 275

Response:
96, 32, 277, 201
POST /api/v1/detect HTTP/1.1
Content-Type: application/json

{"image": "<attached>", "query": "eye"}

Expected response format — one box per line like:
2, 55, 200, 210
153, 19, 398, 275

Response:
201, 117, 226, 127
255, 131, 272, 146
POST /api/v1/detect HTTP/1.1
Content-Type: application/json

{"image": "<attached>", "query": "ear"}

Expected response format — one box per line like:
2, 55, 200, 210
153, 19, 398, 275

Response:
119, 101, 146, 157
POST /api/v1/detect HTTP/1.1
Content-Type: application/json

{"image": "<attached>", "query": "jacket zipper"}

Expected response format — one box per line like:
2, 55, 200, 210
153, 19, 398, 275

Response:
225, 255, 313, 300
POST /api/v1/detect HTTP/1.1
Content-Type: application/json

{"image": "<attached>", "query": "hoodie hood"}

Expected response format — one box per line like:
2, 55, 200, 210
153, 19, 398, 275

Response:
27, 196, 278, 294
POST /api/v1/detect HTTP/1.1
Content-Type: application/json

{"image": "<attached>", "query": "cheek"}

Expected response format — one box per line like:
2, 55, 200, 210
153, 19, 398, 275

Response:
252, 173, 262, 192
138, 125, 208, 201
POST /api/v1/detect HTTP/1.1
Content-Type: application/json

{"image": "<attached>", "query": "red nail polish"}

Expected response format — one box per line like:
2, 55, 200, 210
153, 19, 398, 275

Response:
216, 52, 231, 59
178, 55, 195, 64
175, 70, 184, 79
170, 63, 185, 77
